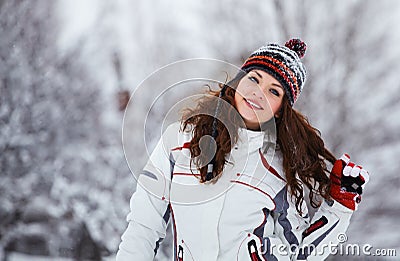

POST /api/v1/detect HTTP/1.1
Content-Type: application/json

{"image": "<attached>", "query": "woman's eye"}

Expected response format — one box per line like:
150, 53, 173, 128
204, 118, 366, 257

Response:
270, 89, 280, 97
248, 76, 259, 84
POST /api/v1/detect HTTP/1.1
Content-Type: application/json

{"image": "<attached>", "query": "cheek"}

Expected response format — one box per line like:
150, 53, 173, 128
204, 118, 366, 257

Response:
257, 99, 281, 120
234, 92, 242, 109
271, 103, 281, 115
269, 99, 283, 116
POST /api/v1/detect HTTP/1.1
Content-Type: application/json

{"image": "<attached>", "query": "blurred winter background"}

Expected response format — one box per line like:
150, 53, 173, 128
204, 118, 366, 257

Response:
1, 0, 400, 260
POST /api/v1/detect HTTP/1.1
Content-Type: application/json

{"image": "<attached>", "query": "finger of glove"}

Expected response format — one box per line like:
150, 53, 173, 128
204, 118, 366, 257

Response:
360, 169, 370, 185
343, 162, 355, 176
340, 153, 351, 164
360, 169, 369, 191
350, 165, 361, 177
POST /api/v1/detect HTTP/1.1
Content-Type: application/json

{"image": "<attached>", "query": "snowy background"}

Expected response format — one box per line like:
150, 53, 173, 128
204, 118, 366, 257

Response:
1, 0, 400, 260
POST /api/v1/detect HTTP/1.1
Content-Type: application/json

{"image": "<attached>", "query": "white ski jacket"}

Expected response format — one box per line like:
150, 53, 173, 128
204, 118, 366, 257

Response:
117, 122, 353, 261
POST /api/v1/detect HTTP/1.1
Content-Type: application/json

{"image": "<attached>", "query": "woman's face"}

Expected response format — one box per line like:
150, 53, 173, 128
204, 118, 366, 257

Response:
234, 70, 285, 130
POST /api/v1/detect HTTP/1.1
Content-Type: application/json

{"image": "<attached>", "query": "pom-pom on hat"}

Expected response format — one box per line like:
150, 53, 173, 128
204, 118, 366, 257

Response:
240, 38, 307, 106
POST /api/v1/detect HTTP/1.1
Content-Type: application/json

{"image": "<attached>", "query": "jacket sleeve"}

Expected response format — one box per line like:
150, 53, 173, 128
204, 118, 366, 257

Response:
294, 199, 353, 260
271, 187, 353, 261
116, 123, 180, 261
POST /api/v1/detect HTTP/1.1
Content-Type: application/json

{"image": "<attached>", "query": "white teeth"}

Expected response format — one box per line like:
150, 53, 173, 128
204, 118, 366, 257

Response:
247, 100, 262, 109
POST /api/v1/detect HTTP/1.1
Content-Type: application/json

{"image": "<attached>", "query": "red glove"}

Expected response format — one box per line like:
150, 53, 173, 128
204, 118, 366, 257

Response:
329, 154, 369, 211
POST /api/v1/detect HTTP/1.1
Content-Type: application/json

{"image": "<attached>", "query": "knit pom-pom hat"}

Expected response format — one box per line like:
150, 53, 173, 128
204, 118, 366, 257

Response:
240, 38, 307, 106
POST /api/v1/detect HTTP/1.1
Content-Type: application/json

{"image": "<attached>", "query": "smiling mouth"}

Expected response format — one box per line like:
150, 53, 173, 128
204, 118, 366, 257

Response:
244, 99, 263, 110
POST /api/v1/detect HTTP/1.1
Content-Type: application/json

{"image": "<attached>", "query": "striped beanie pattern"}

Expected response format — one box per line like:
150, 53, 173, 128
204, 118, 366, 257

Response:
240, 38, 307, 106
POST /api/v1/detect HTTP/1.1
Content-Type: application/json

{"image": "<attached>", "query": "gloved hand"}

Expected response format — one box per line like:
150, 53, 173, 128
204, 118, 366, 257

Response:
329, 154, 369, 211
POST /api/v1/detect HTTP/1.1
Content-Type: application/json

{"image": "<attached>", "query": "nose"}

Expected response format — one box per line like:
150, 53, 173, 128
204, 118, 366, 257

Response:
253, 81, 267, 98
252, 91, 263, 100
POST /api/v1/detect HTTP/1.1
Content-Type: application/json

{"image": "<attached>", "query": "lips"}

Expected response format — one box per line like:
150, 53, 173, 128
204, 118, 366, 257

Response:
244, 98, 263, 110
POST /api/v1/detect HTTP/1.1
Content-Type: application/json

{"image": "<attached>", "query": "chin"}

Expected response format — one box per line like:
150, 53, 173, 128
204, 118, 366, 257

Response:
242, 117, 260, 126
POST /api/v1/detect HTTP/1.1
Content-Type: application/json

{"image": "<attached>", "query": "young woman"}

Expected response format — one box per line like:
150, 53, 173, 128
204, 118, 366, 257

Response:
116, 39, 369, 261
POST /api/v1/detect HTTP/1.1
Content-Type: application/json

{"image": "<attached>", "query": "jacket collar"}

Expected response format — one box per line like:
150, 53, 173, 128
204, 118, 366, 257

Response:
237, 127, 277, 152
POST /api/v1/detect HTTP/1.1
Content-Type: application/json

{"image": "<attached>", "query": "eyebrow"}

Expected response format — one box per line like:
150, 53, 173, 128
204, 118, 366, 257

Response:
255, 71, 263, 79
253, 71, 284, 90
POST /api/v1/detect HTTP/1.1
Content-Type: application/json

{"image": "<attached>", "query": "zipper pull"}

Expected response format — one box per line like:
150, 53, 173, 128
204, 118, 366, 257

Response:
178, 245, 184, 261
248, 239, 262, 261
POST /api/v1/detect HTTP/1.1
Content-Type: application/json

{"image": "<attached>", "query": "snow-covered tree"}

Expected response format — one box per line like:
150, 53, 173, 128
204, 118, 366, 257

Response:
0, 1, 132, 259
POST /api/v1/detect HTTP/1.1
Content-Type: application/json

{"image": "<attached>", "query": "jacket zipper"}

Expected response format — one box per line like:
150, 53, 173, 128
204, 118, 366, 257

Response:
178, 245, 184, 261
248, 239, 262, 261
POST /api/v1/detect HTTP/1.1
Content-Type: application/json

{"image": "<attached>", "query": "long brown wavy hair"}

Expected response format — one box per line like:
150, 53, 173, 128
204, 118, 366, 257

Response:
181, 72, 337, 214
